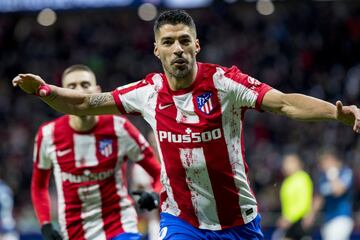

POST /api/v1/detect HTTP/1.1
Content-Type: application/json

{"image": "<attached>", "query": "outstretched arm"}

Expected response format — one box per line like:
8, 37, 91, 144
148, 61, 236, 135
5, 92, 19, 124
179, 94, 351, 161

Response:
262, 89, 360, 133
12, 73, 118, 116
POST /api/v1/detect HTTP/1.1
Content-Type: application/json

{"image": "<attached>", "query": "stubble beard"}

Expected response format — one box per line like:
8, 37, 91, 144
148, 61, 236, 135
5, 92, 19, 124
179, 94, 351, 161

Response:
164, 59, 194, 79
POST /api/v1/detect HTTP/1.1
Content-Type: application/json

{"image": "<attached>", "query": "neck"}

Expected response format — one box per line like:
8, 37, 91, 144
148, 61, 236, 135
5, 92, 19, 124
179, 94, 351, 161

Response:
69, 115, 98, 132
165, 62, 198, 91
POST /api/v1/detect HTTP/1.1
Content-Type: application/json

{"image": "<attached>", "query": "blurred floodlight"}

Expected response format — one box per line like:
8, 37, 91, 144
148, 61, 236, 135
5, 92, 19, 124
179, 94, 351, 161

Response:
164, 0, 212, 8
256, 0, 275, 16
138, 3, 157, 21
37, 8, 57, 26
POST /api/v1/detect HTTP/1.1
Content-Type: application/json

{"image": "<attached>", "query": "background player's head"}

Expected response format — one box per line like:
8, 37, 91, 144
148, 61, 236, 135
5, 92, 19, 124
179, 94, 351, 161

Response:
61, 64, 101, 94
153, 10, 200, 79
318, 149, 342, 171
281, 153, 303, 176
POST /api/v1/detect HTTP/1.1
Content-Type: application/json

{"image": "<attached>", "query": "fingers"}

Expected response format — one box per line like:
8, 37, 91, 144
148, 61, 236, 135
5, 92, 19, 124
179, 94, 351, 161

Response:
336, 100, 343, 113
351, 105, 360, 133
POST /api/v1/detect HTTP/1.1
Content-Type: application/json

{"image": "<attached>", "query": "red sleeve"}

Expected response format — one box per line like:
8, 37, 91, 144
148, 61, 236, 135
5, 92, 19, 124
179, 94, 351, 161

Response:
137, 150, 162, 193
31, 166, 52, 225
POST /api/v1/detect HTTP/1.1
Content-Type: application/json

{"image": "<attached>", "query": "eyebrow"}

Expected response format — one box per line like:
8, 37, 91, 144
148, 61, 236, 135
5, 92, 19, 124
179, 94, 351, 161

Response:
160, 34, 192, 41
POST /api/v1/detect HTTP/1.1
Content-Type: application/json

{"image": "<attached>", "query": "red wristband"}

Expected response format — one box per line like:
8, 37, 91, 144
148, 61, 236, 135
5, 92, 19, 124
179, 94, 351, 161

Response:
35, 84, 52, 97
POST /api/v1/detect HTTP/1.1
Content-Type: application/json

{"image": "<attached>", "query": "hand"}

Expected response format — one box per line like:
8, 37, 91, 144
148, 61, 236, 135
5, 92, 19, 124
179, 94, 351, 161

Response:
302, 213, 315, 230
12, 73, 50, 96
41, 223, 62, 240
132, 191, 159, 211
336, 100, 360, 133
276, 217, 291, 229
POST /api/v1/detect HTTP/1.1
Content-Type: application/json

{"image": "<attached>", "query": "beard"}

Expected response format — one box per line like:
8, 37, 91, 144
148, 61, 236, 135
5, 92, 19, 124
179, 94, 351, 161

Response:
164, 58, 194, 79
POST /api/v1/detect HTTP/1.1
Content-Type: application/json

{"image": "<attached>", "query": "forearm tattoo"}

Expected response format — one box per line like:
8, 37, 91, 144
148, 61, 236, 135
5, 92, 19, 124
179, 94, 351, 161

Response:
88, 94, 113, 107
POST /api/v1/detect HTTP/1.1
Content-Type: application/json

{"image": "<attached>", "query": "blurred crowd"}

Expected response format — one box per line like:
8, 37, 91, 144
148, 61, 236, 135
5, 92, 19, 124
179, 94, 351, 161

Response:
1, 0, 360, 236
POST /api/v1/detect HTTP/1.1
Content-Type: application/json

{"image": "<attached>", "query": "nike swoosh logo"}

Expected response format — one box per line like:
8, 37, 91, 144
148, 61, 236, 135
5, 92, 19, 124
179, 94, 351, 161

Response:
159, 103, 173, 110
57, 149, 72, 157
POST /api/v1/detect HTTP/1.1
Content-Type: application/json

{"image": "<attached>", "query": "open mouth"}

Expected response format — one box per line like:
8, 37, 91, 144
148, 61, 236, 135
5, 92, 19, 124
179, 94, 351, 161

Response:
172, 58, 187, 65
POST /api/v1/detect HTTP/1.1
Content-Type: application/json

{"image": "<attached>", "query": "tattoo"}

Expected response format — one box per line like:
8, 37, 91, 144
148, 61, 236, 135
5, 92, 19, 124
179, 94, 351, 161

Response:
88, 93, 113, 107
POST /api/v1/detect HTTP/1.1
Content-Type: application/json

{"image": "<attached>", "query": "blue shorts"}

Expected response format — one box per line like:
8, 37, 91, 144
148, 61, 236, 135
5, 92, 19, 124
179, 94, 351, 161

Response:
159, 213, 264, 240
111, 232, 142, 240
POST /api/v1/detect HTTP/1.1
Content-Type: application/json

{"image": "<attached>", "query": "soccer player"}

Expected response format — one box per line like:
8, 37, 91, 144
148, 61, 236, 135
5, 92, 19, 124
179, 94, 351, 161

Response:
30, 65, 161, 240
303, 150, 354, 240
13, 10, 360, 240
0, 178, 18, 240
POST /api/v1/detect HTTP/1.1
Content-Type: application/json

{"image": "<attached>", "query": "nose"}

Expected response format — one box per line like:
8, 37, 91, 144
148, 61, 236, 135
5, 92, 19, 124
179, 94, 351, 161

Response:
173, 41, 184, 56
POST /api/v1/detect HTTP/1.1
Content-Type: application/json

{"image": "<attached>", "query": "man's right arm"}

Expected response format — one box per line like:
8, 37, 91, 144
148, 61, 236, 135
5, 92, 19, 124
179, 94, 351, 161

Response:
12, 73, 119, 116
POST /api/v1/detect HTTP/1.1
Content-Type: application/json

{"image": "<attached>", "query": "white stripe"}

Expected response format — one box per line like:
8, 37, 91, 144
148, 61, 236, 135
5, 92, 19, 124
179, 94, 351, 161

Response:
113, 116, 138, 233
114, 161, 138, 233
78, 185, 106, 240
73, 134, 98, 167
53, 155, 69, 240
38, 123, 55, 169
173, 92, 200, 124
213, 68, 258, 223
213, 67, 258, 108
179, 148, 220, 230
113, 116, 145, 162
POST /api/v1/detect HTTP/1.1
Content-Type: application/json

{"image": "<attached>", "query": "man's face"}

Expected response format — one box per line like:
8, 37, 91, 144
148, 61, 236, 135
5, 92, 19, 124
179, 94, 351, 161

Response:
62, 70, 100, 94
154, 23, 200, 79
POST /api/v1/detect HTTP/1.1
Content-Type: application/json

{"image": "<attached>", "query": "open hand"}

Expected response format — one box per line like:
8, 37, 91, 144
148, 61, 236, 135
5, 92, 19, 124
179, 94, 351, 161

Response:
336, 101, 360, 133
12, 73, 48, 96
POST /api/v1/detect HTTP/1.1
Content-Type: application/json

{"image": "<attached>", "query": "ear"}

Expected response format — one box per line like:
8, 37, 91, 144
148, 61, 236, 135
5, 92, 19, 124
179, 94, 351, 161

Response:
153, 42, 160, 59
195, 39, 201, 55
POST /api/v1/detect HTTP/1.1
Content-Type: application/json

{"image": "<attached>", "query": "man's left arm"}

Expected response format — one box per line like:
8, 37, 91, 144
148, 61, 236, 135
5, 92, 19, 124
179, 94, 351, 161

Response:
261, 89, 360, 133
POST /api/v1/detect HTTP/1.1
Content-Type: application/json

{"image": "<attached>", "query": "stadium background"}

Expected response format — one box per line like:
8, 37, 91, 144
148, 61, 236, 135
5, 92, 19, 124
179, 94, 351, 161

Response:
1, 0, 360, 239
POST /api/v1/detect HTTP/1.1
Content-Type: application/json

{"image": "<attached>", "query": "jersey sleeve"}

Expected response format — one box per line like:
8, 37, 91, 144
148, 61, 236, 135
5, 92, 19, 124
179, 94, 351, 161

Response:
31, 166, 52, 225
31, 128, 53, 224
224, 66, 272, 110
33, 126, 53, 170
122, 120, 161, 192
111, 79, 152, 115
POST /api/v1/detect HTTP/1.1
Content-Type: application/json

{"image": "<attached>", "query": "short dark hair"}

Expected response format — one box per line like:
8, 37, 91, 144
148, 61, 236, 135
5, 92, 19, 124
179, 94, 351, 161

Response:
154, 10, 196, 36
62, 64, 96, 84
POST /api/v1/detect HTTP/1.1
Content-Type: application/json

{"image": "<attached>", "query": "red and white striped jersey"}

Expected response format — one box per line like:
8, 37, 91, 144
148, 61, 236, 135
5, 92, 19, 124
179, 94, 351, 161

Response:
32, 115, 161, 240
112, 62, 272, 230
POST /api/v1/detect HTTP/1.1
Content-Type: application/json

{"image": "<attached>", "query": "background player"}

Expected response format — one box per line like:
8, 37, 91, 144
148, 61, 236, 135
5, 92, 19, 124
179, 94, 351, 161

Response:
31, 64, 161, 240
273, 153, 313, 240
13, 10, 360, 239
303, 150, 354, 240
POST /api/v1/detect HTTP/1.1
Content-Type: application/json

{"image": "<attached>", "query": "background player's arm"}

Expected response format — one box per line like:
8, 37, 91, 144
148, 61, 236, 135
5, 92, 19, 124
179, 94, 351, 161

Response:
12, 73, 119, 116
261, 89, 360, 132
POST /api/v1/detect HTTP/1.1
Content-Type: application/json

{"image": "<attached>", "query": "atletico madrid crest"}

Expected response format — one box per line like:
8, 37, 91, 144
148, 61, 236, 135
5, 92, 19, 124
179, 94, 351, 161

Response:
99, 139, 113, 157
196, 92, 215, 114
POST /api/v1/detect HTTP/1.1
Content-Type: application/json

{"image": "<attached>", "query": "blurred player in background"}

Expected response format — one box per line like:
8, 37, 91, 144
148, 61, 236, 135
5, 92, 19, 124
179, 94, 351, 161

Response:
273, 154, 313, 240
0, 177, 18, 240
31, 65, 161, 240
304, 150, 354, 240
13, 10, 360, 240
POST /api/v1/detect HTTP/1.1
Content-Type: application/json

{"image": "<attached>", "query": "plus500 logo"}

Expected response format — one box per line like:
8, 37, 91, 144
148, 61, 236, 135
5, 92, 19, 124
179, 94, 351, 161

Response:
158, 128, 222, 143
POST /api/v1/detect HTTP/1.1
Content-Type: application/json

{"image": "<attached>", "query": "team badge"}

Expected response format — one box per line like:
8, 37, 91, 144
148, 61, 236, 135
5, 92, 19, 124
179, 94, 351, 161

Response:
99, 139, 113, 157
196, 92, 215, 114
